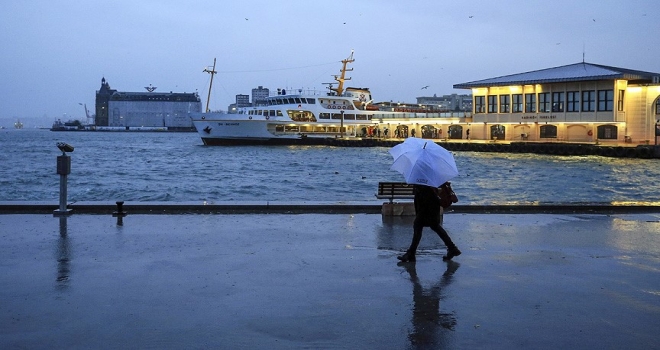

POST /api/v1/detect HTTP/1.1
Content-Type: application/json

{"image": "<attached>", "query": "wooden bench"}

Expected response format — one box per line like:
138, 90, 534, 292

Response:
376, 182, 444, 220
376, 182, 415, 203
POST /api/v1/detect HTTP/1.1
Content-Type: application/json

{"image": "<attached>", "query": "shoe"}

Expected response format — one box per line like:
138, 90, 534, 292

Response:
442, 247, 461, 261
397, 252, 416, 262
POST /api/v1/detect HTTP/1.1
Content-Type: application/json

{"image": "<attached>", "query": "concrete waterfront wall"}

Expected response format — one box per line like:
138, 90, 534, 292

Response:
2, 201, 660, 215
321, 138, 659, 159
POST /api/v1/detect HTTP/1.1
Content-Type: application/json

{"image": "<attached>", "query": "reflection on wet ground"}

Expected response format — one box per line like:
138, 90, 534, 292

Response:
1, 213, 659, 349
399, 260, 459, 348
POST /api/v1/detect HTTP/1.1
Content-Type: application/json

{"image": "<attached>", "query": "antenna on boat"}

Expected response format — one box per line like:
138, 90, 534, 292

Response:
203, 58, 217, 113
330, 50, 354, 96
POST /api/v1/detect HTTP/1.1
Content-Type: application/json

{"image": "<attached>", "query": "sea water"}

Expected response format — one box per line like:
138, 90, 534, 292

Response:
1, 129, 659, 204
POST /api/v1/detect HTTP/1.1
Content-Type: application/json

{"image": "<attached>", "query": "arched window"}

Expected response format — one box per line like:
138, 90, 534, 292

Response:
421, 125, 438, 139
448, 125, 463, 139
395, 125, 408, 138
540, 125, 557, 138
597, 125, 618, 139
490, 124, 505, 140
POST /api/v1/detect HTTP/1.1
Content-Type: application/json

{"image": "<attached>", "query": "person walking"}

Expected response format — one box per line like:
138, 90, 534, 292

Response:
397, 184, 461, 262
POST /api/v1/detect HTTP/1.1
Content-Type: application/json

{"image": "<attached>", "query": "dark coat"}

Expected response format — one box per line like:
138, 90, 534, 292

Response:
413, 185, 442, 225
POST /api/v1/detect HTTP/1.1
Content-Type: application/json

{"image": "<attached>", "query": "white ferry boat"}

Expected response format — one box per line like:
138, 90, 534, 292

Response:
190, 52, 411, 145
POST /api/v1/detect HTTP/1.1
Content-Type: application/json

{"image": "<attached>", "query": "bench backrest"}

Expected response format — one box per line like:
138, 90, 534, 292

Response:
376, 182, 415, 202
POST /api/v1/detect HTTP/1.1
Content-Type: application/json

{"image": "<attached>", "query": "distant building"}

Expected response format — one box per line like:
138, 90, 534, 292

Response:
252, 86, 269, 106
236, 94, 250, 107
416, 94, 472, 112
95, 78, 202, 130
227, 94, 251, 114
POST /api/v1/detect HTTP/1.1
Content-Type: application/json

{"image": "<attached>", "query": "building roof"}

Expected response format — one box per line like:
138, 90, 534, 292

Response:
453, 62, 660, 89
109, 91, 200, 102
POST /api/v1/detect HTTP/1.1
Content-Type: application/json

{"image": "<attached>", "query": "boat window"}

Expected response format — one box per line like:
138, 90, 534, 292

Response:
270, 110, 276, 116
277, 110, 283, 116
344, 114, 355, 120
294, 98, 302, 104
331, 113, 343, 119
320, 113, 330, 119
356, 114, 368, 120
287, 110, 317, 122
286, 98, 294, 104
307, 98, 315, 104
262, 110, 269, 116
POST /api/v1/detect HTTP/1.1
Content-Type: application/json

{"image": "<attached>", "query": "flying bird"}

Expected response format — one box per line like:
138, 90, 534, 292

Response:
421, 86, 429, 89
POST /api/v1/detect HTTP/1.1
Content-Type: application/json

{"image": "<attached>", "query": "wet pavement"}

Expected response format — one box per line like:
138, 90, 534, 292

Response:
1, 211, 660, 349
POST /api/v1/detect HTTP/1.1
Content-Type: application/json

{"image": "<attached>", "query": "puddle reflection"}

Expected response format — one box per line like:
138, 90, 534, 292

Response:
399, 261, 459, 348
56, 217, 70, 290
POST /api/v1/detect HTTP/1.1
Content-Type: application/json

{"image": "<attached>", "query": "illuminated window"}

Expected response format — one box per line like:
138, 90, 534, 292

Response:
488, 95, 498, 113
538, 93, 550, 112
582, 91, 595, 112
597, 125, 617, 139
499, 95, 510, 113
525, 94, 536, 113
474, 96, 485, 113
512, 94, 523, 113
597, 90, 613, 111
540, 125, 557, 138
618, 90, 624, 111
567, 91, 579, 112
552, 92, 564, 112
490, 124, 505, 140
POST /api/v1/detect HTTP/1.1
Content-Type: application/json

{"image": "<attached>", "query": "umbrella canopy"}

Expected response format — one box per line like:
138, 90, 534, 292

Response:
389, 138, 459, 187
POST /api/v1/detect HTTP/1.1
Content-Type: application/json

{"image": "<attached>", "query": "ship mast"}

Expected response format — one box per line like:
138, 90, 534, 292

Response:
330, 50, 354, 96
203, 58, 217, 113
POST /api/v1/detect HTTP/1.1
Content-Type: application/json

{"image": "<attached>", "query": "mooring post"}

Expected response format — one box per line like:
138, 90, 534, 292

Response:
113, 200, 127, 225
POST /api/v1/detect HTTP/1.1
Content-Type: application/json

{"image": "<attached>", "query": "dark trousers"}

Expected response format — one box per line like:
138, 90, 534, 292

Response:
407, 217, 456, 254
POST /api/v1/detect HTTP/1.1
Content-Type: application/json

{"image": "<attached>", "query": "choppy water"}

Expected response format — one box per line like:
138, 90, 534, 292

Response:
1, 129, 659, 204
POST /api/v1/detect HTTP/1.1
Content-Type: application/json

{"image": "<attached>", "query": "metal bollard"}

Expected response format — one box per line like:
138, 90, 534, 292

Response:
53, 143, 74, 217
113, 201, 127, 226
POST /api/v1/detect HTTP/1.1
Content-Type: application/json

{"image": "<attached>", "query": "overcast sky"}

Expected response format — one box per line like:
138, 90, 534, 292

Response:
1, 0, 658, 126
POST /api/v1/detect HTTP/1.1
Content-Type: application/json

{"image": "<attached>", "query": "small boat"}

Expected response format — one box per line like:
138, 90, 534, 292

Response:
190, 52, 409, 145
14, 119, 23, 129
51, 119, 84, 131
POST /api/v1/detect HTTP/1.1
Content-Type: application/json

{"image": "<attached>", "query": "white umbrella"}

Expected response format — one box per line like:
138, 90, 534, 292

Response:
389, 138, 459, 187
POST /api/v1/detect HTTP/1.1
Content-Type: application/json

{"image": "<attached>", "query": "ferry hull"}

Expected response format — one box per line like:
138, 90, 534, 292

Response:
192, 116, 369, 146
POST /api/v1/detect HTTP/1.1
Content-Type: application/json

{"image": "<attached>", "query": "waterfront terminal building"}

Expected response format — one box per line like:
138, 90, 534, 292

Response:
452, 62, 660, 144
95, 78, 201, 131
